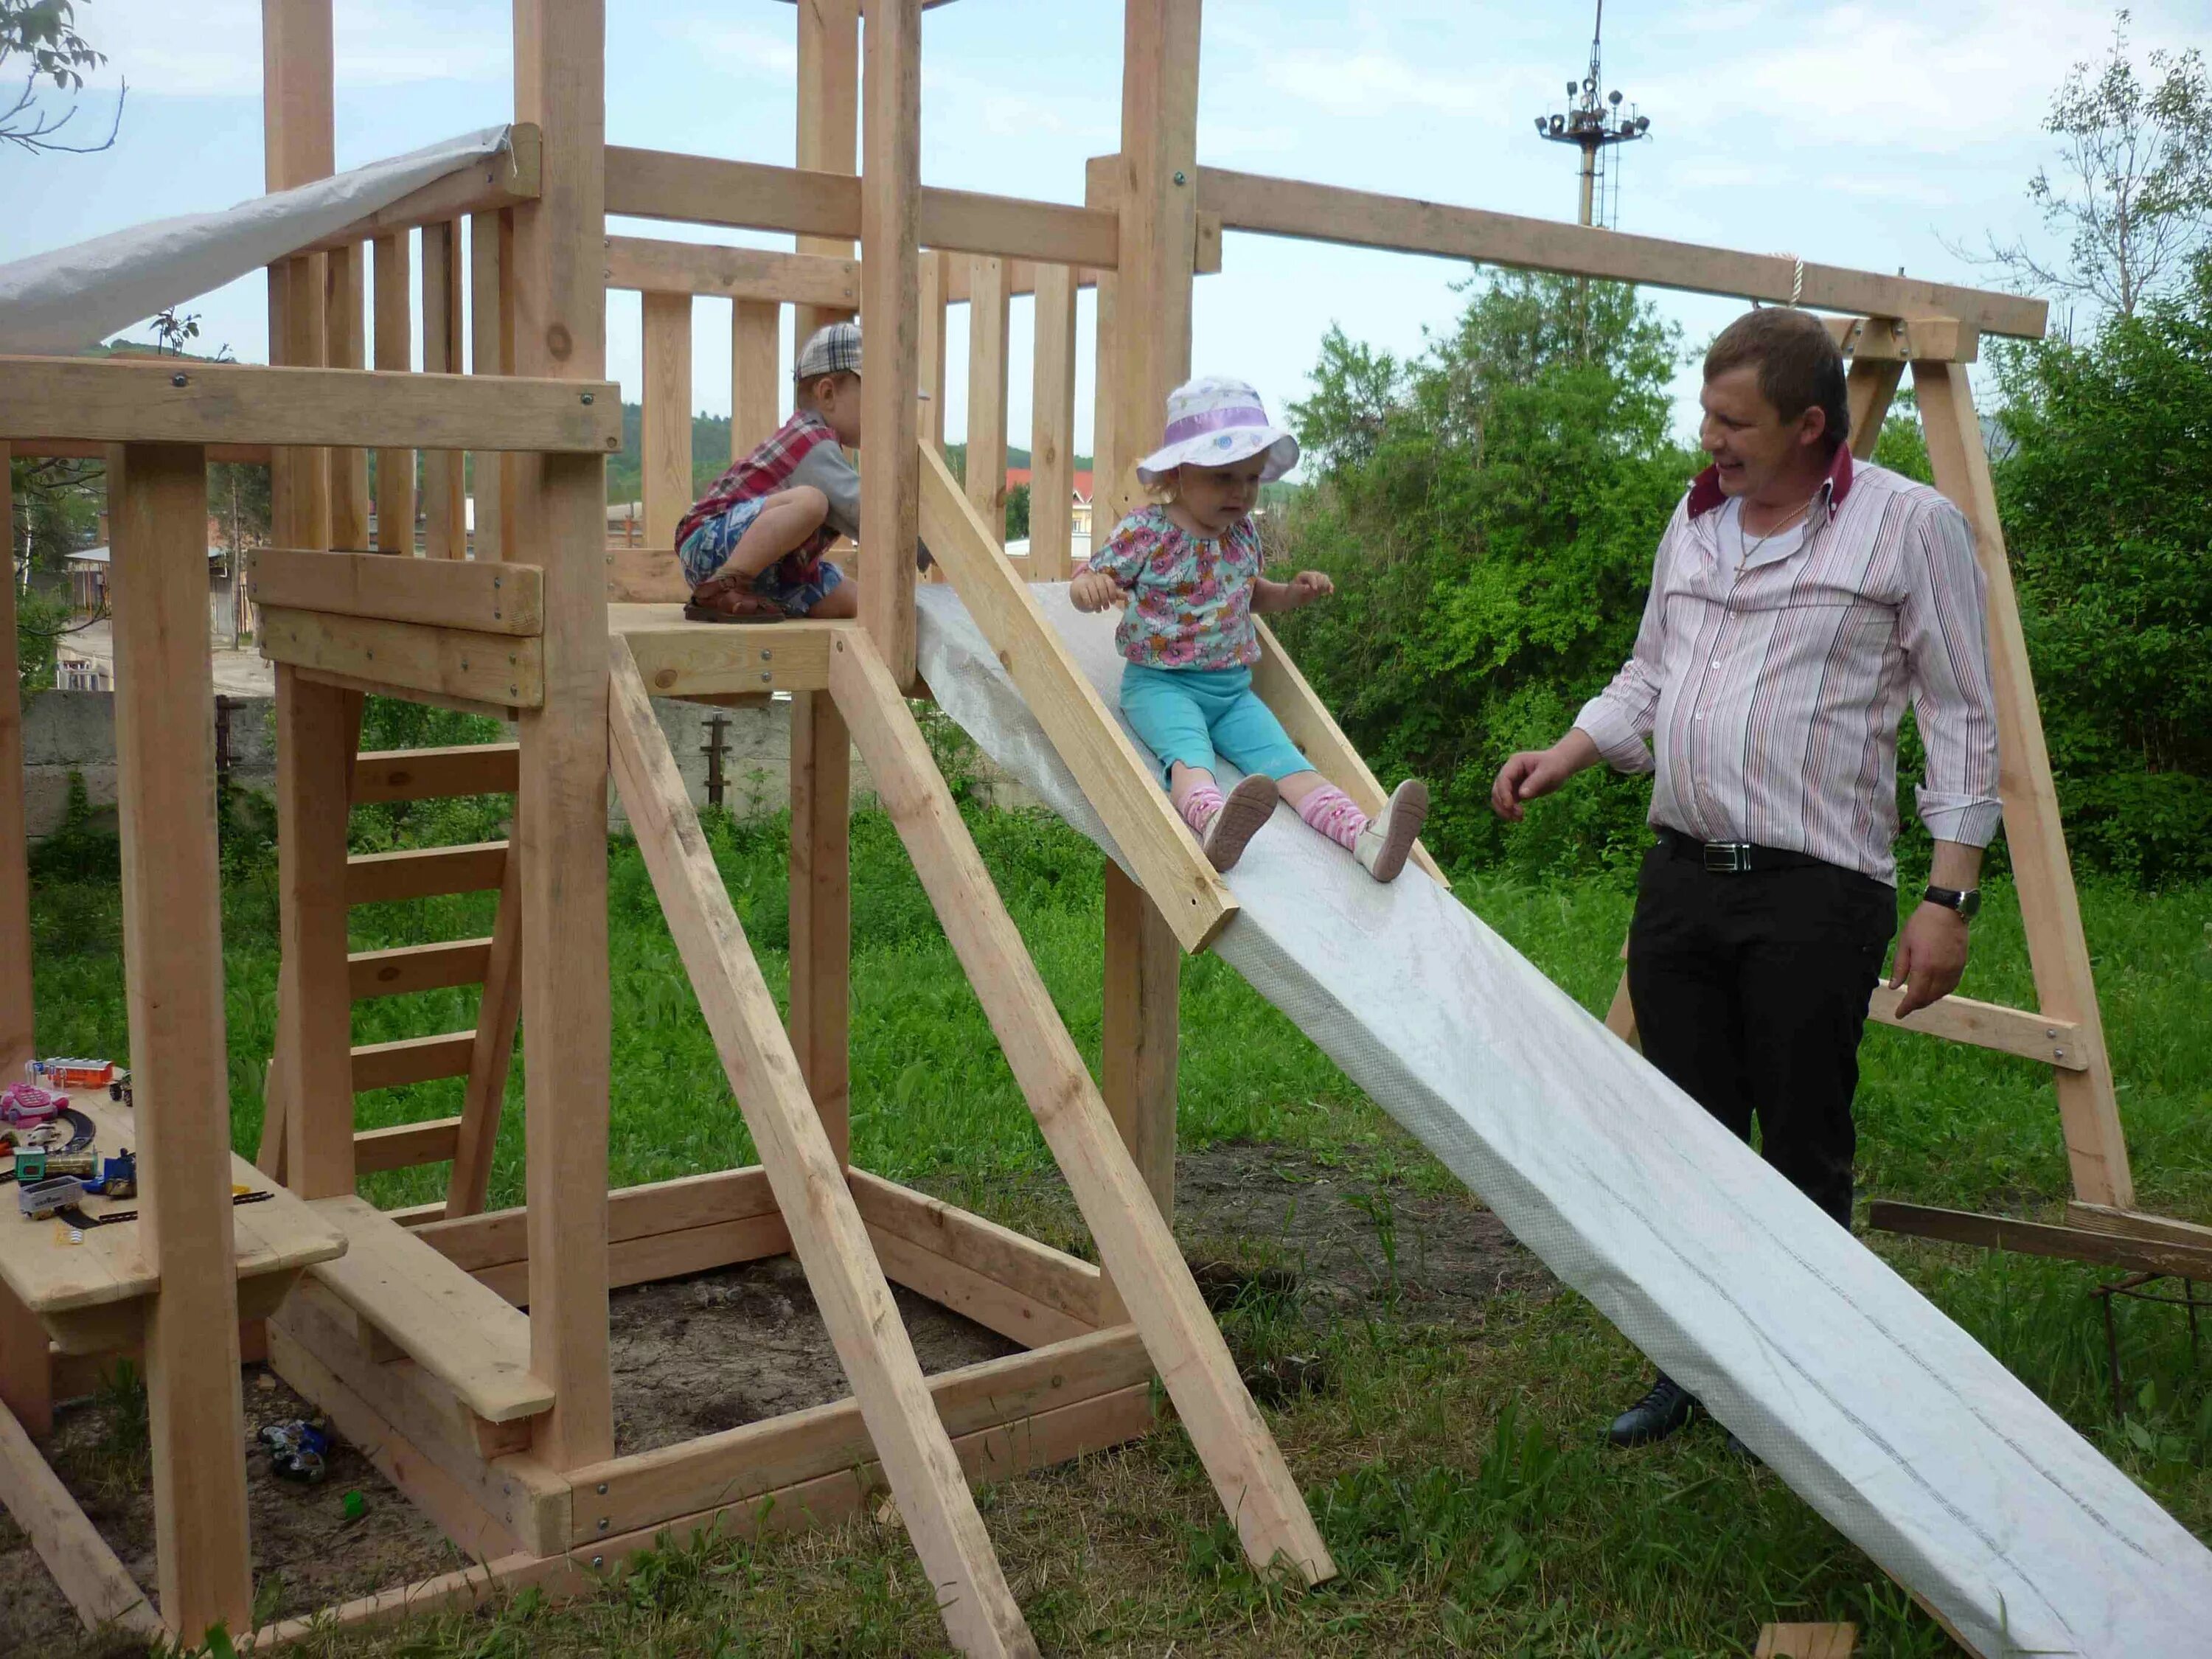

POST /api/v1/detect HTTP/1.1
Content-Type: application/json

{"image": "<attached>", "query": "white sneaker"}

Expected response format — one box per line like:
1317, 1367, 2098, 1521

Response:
1202, 774, 1279, 872
1352, 779, 1429, 883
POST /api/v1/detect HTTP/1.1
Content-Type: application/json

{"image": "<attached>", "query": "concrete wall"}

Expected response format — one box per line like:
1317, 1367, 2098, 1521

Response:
20, 689, 1030, 838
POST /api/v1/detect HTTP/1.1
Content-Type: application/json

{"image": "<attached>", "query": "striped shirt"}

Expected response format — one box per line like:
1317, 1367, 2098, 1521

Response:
1574, 450, 2001, 885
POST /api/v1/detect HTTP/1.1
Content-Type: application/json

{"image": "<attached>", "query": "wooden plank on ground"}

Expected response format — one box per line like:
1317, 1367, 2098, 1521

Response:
349, 937, 494, 999
310, 1194, 554, 1423
604, 147, 1118, 271
111, 439, 255, 1637
608, 235, 858, 308
1868, 1201, 2212, 1279
0, 357, 623, 452
347, 841, 509, 905
260, 608, 545, 707
918, 443, 1234, 952
848, 1170, 1101, 1329
1192, 167, 2046, 338
251, 548, 543, 633
414, 1164, 779, 1273
355, 1116, 464, 1174
1756, 1623, 1859, 1658
829, 625, 1333, 1587
867, 1226, 1093, 1349
2065, 1203, 2212, 1252
352, 1031, 478, 1092
0, 1396, 162, 1638
608, 630, 1037, 1658
566, 1325, 1148, 1543
352, 742, 521, 802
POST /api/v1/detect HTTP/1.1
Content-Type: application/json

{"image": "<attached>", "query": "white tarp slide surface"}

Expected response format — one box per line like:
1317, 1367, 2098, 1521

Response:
914, 581, 2212, 1659
0, 127, 511, 356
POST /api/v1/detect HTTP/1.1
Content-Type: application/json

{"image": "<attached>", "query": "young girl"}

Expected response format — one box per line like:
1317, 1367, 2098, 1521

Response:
1072, 375, 1430, 878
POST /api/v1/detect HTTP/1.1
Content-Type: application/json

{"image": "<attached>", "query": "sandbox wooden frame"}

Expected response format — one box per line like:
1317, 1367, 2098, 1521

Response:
0, 4, 2185, 1658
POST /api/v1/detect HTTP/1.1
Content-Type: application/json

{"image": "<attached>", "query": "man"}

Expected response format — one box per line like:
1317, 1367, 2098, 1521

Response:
1489, 307, 2001, 1449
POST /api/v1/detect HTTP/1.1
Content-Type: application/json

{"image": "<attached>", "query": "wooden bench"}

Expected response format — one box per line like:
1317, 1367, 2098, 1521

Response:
306, 1194, 552, 1424
0, 1095, 346, 1359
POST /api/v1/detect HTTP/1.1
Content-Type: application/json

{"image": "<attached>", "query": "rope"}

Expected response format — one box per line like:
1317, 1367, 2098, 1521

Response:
1751, 254, 1806, 310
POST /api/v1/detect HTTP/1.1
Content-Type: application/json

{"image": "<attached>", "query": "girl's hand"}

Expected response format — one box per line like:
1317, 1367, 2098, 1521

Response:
1070, 568, 1124, 613
1288, 570, 1335, 607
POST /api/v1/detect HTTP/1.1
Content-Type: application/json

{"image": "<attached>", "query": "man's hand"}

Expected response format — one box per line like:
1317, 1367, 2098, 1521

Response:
1490, 729, 1602, 822
1070, 568, 1124, 613
1287, 570, 1334, 607
1888, 903, 1969, 1018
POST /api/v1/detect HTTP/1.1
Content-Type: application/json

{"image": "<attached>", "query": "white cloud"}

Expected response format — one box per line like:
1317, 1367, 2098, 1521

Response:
82, 0, 509, 97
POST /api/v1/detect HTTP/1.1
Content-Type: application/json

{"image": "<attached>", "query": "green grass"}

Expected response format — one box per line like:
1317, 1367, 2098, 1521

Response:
24, 763, 2212, 1657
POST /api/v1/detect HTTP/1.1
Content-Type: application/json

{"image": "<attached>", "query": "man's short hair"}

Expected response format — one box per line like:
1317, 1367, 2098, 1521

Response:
1704, 308, 1849, 452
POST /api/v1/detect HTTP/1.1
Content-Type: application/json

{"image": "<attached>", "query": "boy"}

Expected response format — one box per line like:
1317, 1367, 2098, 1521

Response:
674, 321, 871, 623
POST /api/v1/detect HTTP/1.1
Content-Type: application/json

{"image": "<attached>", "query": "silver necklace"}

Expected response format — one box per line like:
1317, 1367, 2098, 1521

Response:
1736, 492, 1818, 573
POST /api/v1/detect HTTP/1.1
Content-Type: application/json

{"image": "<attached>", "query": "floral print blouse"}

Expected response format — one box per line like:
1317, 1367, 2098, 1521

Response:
1086, 506, 1264, 669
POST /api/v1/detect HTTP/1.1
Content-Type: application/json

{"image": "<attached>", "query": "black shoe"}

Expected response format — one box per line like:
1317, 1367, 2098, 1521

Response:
1723, 1427, 1761, 1465
1607, 1373, 1697, 1447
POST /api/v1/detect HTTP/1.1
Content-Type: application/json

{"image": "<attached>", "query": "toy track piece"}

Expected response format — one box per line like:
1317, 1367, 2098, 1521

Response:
58, 1109, 95, 1152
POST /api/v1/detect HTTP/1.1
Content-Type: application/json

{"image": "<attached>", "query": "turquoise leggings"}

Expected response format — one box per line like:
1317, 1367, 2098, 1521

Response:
1118, 661, 1313, 787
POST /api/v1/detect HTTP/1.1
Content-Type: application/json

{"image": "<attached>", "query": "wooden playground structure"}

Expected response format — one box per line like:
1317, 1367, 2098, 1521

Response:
0, 3, 2204, 1655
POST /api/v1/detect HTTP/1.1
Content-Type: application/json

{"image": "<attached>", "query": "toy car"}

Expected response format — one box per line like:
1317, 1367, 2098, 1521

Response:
47, 1060, 114, 1091
19, 1175, 86, 1220
0, 1083, 63, 1130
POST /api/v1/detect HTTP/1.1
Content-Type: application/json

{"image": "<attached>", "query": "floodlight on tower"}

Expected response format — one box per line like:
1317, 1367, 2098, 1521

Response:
1531, 0, 1653, 229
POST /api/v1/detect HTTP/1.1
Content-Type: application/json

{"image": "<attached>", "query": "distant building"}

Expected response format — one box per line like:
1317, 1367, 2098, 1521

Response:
1004, 467, 1095, 542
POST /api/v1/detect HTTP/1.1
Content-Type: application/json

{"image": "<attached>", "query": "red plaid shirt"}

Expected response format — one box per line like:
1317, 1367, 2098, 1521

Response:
673, 411, 842, 577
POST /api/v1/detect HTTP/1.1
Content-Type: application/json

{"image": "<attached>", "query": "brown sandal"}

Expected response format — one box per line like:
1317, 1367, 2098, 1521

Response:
683, 585, 787, 625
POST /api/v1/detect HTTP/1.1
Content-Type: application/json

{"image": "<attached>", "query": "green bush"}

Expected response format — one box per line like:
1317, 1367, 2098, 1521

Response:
1273, 274, 1694, 879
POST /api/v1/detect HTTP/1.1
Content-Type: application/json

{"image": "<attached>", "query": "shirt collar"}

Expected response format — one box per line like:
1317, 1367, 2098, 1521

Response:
1686, 443, 1854, 521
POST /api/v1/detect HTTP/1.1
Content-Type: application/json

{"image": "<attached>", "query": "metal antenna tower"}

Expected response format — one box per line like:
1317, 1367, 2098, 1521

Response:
1534, 0, 1652, 228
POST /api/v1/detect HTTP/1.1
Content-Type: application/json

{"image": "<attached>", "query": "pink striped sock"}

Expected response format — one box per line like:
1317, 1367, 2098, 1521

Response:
1297, 785, 1368, 852
1178, 784, 1225, 834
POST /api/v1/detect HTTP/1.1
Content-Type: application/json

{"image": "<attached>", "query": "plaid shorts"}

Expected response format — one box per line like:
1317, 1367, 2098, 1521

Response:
677, 496, 845, 616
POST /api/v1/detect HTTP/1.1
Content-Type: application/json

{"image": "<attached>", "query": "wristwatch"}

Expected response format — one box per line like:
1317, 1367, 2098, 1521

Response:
1922, 884, 1981, 922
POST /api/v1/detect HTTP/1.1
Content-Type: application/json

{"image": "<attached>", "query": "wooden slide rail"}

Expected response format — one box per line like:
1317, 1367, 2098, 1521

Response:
296, 122, 543, 255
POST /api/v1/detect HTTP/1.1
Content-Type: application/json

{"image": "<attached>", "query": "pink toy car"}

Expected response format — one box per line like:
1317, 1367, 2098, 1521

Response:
0, 1082, 64, 1130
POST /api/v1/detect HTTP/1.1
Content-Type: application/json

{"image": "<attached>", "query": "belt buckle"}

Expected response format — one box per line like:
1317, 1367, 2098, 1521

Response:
1703, 841, 1752, 874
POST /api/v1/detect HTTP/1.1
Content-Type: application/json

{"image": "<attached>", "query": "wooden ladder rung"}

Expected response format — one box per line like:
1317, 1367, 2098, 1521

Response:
352, 1031, 477, 1092
346, 841, 508, 905
352, 742, 521, 804
354, 1116, 463, 1174
348, 938, 494, 999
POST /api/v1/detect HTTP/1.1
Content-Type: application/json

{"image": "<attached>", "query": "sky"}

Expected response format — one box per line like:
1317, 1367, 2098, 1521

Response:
4, 0, 2203, 462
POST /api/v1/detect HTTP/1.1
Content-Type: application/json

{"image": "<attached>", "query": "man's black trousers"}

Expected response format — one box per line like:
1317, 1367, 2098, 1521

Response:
1626, 841, 1899, 1228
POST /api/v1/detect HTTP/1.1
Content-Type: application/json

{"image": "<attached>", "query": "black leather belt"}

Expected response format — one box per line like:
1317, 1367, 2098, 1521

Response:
1658, 827, 1826, 874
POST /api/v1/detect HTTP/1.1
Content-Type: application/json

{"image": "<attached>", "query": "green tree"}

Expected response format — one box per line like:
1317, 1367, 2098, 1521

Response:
1004, 481, 1030, 542
1993, 252, 2212, 882
1274, 274, 1696, 877
1, 0, 122, 153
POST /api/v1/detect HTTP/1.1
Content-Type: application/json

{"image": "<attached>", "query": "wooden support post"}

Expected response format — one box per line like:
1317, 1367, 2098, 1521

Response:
918, 248, 947, 448
111, 441, 253, 1640
641, 291, 693, 552
1029, 262, 1079, 579
1913, 359, 2132, 1210
0, 445, 33, 1081
1100, 863, 1178, 1217
511, 0, 614, 1470
327, 241, 372, 549
731, 298, 781, 458
793, 0, 859, 345
448, 844, 522, 1216
470, 209, 515, 560
373, 232, 416, 552
789, 691, 851, 1164
859, 0, 922, 688
276, 667, 362, 1201
0, 1279, 50, 1439
1846, 355, 1904, 463
421, 220, 467, 557
963, 254, 1010, 545
830, 628, 1332, 1587
262, 0, 333, 552
1088, 268, 1119, 526
609, 638, 1036, 1658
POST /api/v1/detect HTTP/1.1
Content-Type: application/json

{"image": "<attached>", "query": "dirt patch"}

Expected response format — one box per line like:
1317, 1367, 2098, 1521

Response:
0, 1142, 1543, 1649
0, 1257, 1018, 1652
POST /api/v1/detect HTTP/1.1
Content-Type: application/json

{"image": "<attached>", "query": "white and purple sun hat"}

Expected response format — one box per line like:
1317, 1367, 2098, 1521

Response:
1135, 375, 1301, 486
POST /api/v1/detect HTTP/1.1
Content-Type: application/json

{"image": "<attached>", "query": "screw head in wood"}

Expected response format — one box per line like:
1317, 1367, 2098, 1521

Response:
170, 372, 189, 387
591, 1554, 605, 1569
597, 1482, 609, 1495
1173, 170, 1187, 186
581, 391, 595, 404
597, 1517, 609, 1531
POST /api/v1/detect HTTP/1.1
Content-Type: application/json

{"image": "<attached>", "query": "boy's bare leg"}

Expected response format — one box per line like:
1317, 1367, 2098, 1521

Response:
695, 486, 830, 597
804, 581, 859, 619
